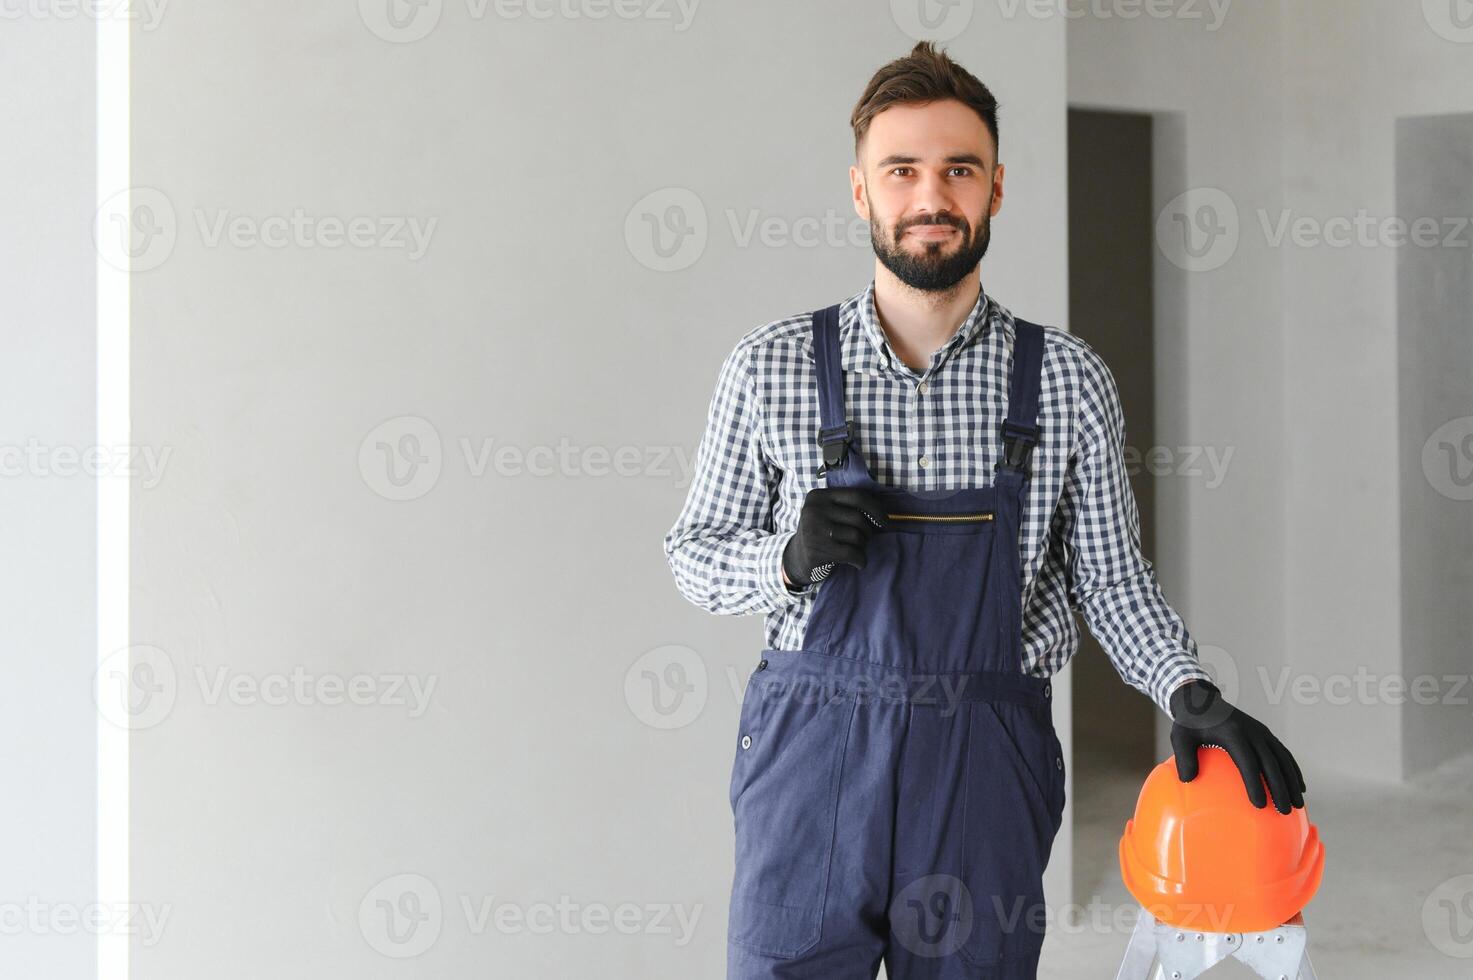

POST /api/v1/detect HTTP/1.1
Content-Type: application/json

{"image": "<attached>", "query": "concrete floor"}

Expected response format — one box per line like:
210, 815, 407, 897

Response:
1037, 744, 1473, 978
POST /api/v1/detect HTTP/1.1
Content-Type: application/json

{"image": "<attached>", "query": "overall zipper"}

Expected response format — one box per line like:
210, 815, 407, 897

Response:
886, 511, 995, 523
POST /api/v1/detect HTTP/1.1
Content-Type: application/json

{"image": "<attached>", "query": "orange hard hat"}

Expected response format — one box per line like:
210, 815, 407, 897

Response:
1118, 745, 1324, 933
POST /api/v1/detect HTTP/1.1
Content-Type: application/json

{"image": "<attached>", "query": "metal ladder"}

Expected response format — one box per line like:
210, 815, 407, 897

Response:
1114, 908, 1319, 980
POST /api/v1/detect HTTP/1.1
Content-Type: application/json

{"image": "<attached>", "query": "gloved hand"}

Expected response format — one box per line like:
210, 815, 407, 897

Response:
1169, 679, 1306, 814
781, 487, 890, 586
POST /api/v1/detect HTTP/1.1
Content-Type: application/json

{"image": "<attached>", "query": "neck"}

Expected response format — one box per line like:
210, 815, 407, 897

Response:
871, 267, 983, 373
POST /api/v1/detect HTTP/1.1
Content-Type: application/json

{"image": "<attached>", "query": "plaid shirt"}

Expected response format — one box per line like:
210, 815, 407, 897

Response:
662, 278, 1211, 717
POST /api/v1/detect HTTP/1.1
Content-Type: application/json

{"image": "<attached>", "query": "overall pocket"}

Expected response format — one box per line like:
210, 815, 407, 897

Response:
804, 525, 1000, 667
728, 672, 854, 959
958, 700, 1063, 969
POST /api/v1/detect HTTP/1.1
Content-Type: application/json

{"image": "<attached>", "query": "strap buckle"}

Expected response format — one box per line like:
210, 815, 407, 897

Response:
815, 419, 856, 478
995, 420, 1041, 476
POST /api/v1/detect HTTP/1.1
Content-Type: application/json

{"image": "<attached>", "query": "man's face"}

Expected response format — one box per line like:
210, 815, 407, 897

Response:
850, 99, 1004, 293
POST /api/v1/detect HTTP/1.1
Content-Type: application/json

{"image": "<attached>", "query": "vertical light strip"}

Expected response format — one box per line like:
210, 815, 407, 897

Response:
96, 9, 129, 980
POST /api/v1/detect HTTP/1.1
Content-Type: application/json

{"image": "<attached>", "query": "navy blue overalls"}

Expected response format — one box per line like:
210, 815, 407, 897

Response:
727, 303, 1067, 979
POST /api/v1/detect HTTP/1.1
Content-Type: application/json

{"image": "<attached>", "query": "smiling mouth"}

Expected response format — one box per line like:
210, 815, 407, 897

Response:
907, 225, 958, 238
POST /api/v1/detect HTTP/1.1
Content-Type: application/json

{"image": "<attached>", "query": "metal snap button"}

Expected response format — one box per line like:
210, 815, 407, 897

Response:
1043, 682, 1051, 697
757, 659, 768, 671
1055, 756, 1064, 770
741, 735, 752, 750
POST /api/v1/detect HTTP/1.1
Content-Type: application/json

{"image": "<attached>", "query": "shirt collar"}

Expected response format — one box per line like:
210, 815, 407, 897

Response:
851, 278, 992, 378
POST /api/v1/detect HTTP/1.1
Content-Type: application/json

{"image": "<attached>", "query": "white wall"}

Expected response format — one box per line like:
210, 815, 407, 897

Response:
129, 4, 1072, 977
1, 14, 98, 980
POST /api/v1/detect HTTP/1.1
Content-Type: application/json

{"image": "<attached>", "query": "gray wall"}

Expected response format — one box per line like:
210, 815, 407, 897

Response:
1070, 0, 1473, 782
1397, 113, 1473, 777
130, 4, 1072, 977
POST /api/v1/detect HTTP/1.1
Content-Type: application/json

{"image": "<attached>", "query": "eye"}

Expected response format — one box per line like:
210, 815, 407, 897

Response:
890, 167, 912, 177
949, 167, 972, 177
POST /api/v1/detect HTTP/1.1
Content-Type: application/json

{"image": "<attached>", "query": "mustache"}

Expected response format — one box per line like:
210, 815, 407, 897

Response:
899, 216, 967, 233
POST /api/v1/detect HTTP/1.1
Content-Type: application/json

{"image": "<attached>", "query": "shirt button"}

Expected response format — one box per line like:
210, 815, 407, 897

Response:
741, 735, 752, 750
918, 454, 930, 468
917, 381, 929, 395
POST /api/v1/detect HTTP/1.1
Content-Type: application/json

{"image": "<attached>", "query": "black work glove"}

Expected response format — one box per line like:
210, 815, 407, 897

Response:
781, 487, 890, 586
1169, 679, 1307, 814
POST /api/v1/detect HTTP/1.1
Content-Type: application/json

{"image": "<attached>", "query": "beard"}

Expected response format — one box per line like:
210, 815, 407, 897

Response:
870, 200, 991, 293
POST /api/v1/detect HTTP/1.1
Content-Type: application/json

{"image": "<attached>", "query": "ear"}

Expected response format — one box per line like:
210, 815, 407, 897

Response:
850, 165, 869, 221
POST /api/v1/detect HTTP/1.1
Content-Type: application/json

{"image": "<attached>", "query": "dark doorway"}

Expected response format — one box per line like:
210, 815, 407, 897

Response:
1066, 107, 1161, 901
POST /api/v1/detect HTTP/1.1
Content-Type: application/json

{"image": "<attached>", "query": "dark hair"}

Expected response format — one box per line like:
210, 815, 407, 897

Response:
850, 41, 1000, 164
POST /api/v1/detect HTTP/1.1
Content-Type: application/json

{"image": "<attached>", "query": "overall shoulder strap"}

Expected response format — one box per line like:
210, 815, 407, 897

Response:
997, 318, 1045, 479
811, 304, 853, 476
